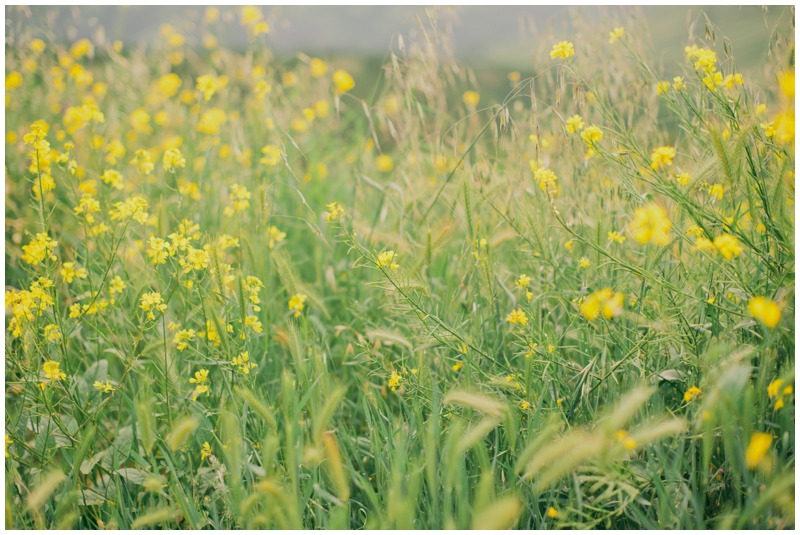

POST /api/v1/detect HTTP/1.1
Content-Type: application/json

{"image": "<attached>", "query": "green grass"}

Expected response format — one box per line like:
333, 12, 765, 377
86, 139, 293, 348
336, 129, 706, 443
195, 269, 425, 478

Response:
4, 6, 795, 530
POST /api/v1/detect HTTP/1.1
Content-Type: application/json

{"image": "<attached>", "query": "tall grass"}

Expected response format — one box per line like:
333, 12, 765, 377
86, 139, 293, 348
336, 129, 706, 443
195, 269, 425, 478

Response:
4, 6, 794, 529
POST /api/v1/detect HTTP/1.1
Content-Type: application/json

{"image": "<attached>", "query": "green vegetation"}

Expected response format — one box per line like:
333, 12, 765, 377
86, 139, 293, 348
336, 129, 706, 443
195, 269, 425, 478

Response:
4, 6, 795, 529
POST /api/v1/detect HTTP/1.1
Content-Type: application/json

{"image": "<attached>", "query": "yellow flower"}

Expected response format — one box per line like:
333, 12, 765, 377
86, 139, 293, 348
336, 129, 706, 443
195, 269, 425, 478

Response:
615, 430, 637, 450
578, 257, 591, 269
60, 262, 88, 283
190, 369, 211, 401
228, 184, 251, 212
268, 226, 286, 249
745, 432, 772, 468
43, 360, 66, 381
748, 297, 781, 328
289, 293, 307, 317
675, 172, 691, 186
629, 203, 671, 246
683, 386, 702, 402
290, 118, 308, 133
608, 27, 624, 44
650, 146, 676, 169
130, 149, 155, 176
101, 169, 124, 190
30, 39, 46, 54
5, 434, 13, 458
157, 73, 182, 98
326, 201, 345, 222
332, 69, 355, 93
565, 115, 584, 133
452, 362, 464, 372
196, 74, 222, 100
388, 370, 402, 392
580, 125, 603, 144
376, 154, 393, 172
43, 324, 62, 343
173, 329, 196, 351
129, 108, 152, 134
313, 100, 330, 118
22, 232, 58, 265
232, 351, 258, 374
767, 378, 783, 399
607, 231, 626, 244
376, 250, 399, 270
139, 291, 167, 321
196, 108, 227, 135
6, 71, 23, 90
580, 288, 624, 321
515, 274, 532, 288
462, 91, 480, 108
657, 81, 670, 95
310, 58, 328, 78
104, 139, 126, 165
260, 144, 283, 166
93, 380, 115, 394
505, 308, 528, 326
200, 442, 212, 460
713, 234, 742, 260
547, 506, 559, 518
773, 112, 795, 144
549, 41, 575, 59
252, 21, 269, 36
672, 76, 685, 90
534, 168, 558, 193
71, 38, 92, 59
760, 121, 777, 137
162, 148, 186, 171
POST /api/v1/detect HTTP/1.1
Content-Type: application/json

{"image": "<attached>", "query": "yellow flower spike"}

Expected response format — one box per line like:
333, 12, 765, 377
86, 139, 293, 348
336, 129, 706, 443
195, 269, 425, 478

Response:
325, 201, 345, 222
388, 371, 401, 392
289, 294, 307, 317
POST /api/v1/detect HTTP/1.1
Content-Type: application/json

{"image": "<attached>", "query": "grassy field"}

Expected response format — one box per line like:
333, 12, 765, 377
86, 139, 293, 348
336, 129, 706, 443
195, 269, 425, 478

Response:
4, 6, 795, 530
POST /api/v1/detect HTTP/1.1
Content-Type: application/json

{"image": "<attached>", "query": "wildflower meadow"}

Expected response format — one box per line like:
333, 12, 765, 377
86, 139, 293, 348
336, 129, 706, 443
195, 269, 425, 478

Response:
3, 5, 795, 530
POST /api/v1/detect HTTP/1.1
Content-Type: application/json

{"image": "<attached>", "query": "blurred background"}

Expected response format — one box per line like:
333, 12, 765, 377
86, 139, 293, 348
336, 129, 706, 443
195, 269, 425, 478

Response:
6, 5, 793, 98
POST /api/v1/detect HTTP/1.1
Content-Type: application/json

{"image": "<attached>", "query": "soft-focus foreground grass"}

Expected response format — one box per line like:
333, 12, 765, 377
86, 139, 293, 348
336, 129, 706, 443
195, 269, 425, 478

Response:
4, 7, 795, 530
